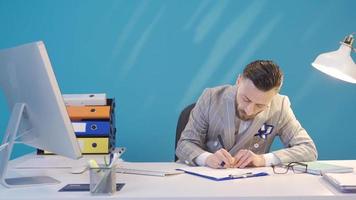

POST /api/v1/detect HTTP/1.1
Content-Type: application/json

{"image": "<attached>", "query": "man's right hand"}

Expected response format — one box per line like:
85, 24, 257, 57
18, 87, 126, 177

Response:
205, 149, 235, 169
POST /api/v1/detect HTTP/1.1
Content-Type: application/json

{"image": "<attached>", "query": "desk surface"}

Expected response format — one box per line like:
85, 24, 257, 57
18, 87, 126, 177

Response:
1, 154, 356, 200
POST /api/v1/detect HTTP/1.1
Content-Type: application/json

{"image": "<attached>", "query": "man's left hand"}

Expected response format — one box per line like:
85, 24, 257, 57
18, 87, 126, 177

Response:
232, 149, 265, 168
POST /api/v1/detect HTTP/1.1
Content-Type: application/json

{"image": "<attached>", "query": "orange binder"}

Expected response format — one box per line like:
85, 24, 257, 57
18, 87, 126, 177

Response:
66, 106, 111, 120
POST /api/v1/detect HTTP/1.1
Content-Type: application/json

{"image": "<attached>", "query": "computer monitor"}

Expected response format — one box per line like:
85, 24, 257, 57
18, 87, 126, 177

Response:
0, 41, 82, 188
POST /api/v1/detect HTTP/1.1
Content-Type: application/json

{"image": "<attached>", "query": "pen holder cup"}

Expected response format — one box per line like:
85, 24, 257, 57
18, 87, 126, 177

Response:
89, 165, 116, 195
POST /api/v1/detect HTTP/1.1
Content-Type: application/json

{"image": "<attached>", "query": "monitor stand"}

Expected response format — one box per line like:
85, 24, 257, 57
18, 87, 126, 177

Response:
0, 103, 60, 188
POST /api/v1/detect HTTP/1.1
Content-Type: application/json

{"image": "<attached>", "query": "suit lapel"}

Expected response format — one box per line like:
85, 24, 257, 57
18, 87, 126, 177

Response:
229, 108, 269, 156
220, 86, 237, 150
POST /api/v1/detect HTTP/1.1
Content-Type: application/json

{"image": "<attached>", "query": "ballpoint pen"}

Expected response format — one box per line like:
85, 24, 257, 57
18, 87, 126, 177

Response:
109, 147, 126, 168
103, 147, 126, 167
217, 135, 226, 167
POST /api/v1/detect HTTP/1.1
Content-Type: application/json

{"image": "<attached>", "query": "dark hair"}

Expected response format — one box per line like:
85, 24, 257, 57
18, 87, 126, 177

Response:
242, 60, 283, 91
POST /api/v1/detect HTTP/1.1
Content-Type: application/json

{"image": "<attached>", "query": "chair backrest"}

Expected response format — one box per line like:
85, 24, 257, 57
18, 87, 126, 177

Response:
175, 103, 196, 161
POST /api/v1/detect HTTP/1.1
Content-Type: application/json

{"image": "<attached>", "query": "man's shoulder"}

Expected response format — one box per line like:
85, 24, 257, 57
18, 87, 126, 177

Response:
270, 94, 291, 110
204, 85, 235, 98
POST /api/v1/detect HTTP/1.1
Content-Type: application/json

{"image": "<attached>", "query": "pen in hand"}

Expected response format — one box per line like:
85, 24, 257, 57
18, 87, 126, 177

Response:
217, 135, 225, 167
228, 172, 253, 179
217, 135, 225, 149
217, 135, 235, 168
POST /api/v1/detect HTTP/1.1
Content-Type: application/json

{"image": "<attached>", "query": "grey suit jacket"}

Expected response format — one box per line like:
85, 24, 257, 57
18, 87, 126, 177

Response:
176, 85, 317, 166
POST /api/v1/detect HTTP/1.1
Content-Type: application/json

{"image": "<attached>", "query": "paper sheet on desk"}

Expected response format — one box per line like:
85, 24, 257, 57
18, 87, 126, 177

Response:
177, 166, 268, 181
116, 162, 184, 177
116, 167, 183, 177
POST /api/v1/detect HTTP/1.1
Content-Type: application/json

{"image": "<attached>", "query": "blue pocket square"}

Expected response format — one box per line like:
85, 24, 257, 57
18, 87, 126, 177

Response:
255, 124, 274, 139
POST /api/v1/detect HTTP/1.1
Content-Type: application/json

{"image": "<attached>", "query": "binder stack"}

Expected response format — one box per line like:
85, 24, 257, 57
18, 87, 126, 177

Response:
38, 93, 116, 155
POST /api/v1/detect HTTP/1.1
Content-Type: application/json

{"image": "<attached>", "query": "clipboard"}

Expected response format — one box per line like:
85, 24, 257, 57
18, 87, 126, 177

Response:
177, 166, 269, 181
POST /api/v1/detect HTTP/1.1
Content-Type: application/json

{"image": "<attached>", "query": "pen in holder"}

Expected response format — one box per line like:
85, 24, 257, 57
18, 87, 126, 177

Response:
89, 164, 116, 195
88, 148, 125, 195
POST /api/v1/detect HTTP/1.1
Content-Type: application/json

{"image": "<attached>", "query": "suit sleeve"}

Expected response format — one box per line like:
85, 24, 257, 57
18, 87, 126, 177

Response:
272, 96, 318, 163
175, 89, 211, 165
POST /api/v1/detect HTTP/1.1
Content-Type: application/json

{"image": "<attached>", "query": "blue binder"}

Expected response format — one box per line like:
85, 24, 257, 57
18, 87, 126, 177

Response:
72, 121, 110, 137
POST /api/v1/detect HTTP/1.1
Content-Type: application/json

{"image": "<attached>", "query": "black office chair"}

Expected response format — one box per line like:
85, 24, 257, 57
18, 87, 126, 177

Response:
175, 103, 196, 161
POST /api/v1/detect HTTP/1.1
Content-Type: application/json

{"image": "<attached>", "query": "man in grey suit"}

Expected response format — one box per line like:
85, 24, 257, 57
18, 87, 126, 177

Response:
176, 60, 317, 169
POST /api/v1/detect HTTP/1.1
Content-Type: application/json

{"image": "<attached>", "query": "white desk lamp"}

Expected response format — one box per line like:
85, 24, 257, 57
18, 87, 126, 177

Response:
312, 34, 356, 83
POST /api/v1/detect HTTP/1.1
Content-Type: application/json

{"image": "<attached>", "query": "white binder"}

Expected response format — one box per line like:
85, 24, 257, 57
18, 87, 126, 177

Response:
63, 93, 107, 106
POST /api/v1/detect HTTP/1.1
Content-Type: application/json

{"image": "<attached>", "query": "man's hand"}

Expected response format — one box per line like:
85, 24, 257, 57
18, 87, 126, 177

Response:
205, 149, 235, 169
233, 149, 265, 168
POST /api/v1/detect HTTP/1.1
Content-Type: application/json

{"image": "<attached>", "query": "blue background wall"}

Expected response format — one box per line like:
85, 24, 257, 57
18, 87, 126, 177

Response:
0, 0, 355, 161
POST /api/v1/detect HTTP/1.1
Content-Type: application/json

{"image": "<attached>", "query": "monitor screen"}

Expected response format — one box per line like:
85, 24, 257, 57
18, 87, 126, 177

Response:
0, 41, 82, 187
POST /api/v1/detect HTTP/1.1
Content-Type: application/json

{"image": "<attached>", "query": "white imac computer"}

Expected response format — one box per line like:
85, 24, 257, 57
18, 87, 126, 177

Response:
0, 41, 82, 188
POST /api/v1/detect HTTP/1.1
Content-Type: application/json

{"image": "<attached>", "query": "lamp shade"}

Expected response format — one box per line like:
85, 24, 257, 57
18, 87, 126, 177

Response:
312, 37, 356, 84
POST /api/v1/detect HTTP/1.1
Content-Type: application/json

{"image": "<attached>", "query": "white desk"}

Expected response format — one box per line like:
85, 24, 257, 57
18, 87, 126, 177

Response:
1, 154, 356, 200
